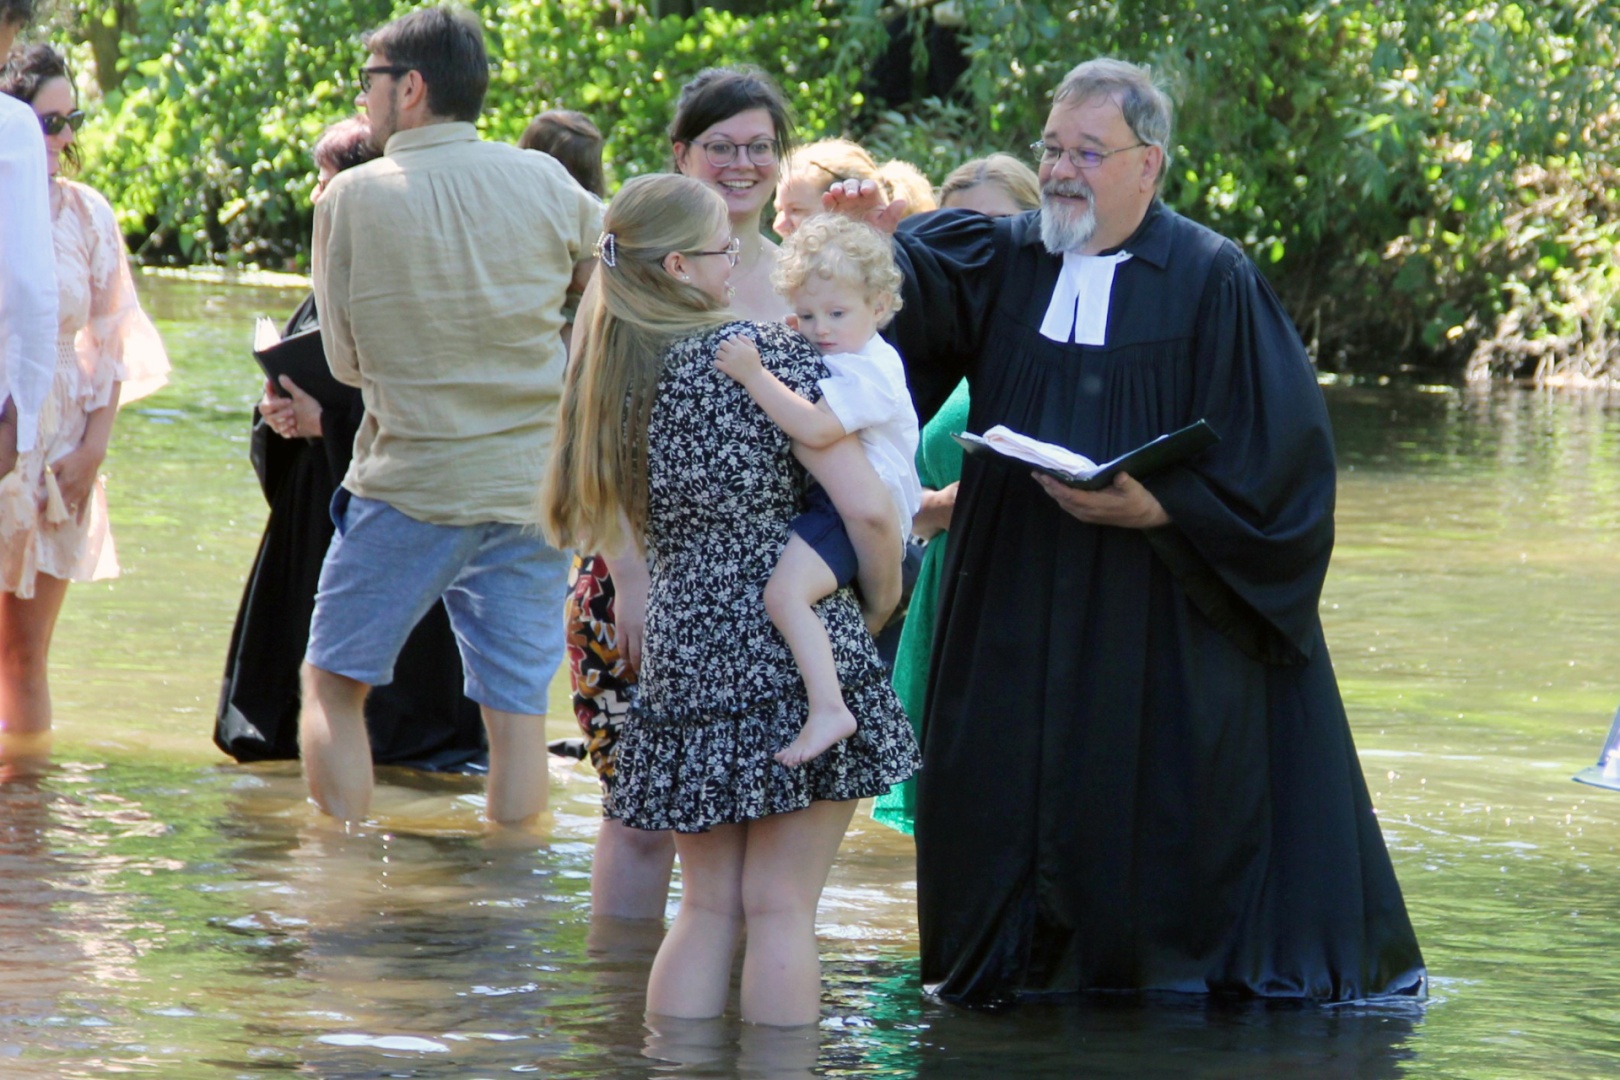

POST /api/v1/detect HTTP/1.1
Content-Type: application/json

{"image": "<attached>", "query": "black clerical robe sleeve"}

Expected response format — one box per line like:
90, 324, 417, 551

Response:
886, 209, 1005, 424
1142, 244, 1336, 662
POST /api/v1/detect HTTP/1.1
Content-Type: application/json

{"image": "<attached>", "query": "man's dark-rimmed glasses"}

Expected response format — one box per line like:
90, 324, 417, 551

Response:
359, 65, 414, 92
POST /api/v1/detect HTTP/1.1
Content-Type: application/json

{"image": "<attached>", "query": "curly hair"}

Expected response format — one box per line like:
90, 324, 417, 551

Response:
772, 214, 903, 328
0, 44, 79, 173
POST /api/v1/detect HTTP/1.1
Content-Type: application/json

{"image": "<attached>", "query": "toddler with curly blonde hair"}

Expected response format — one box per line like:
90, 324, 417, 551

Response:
716, 214, 921, 766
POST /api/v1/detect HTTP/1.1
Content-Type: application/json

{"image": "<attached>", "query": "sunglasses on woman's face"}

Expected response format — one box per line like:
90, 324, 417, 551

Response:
39, 110, 86, 137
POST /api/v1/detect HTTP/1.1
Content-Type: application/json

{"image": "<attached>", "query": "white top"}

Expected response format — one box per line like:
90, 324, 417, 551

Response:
816, 334, 923, 539
1039, 250, 1133, 346
0, 95, 58, 452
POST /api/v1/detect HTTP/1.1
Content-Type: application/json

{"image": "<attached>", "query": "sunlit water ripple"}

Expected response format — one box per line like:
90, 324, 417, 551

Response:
1, 278, 1618, 1078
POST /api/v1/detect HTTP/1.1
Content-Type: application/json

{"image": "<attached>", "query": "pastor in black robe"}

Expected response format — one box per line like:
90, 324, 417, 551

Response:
885, 203, 1424, 1004
214, 295, 487, 772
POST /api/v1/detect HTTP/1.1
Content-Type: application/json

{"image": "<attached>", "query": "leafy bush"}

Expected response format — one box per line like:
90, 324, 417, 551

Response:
69, 0, 851, 268
58, 0, 1620, 379
835, 0, 1620, 380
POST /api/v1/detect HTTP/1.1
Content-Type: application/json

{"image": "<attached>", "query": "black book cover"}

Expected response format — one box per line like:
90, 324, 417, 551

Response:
252, 323, 349, 412
953, 419, 1219, 490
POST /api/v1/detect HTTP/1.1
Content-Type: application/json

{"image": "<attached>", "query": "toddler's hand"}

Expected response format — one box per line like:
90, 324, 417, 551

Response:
715, 334, 764, 385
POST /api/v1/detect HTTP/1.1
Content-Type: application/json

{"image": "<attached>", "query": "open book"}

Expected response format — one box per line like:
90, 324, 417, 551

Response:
953, 419, 1219, 490
251, 317, 348, 410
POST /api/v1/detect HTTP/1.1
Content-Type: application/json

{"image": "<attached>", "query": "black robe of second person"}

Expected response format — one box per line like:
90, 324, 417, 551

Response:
214, 295, 487, 772
885, 205, 1424, 1004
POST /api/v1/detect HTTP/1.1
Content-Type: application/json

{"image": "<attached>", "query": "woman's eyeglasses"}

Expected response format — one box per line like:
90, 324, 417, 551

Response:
687, 236, 743, 268
39, 110, 85, 137
694, 138, 780, 169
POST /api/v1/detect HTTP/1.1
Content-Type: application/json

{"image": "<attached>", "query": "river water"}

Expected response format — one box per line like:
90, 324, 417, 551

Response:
1, 276, 1618, 1078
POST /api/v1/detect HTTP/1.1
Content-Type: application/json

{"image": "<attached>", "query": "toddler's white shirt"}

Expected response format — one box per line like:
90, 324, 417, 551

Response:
816, 334, 923, 540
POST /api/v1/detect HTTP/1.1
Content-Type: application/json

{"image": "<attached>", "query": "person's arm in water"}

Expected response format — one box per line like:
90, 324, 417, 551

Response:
794, 435, 901, 633
716, 334, 848, 449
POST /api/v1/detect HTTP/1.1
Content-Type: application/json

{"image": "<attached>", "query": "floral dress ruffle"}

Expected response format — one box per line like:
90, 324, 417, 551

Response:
605, 321, 920, 833
0, 180, 170, 597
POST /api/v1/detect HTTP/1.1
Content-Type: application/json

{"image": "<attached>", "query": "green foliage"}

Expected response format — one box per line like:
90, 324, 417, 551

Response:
61, 0, 1620, 378
69, 0, 848, 269
836, 0, 1620, 380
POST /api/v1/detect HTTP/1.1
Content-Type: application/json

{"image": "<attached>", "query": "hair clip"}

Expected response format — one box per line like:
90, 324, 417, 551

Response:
595, 231, 618, 268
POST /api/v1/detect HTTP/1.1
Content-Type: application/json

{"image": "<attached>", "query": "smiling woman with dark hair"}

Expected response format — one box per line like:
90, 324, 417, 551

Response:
0, 44, 170, 737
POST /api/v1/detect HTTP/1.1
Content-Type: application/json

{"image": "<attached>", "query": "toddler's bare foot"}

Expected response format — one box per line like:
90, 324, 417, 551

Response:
775, 703, 857, 767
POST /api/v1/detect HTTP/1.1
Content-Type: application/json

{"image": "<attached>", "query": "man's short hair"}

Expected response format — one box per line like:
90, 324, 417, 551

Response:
0, 0, 39, 29
362, 5, 488, 123
1053, 58, 1174, 186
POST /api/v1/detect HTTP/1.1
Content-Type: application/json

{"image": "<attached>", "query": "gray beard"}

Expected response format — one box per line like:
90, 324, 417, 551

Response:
1040, 194, 1097, 255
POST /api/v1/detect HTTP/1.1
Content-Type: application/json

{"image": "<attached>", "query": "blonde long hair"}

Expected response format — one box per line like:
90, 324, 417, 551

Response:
540, 174, 733, 555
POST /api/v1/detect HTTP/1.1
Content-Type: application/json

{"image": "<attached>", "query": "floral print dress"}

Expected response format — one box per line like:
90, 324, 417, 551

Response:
605, 320, 920, 833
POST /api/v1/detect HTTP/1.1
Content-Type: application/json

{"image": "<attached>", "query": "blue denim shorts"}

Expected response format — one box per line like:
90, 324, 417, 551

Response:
305, 489, 570, 715
789, 481, 858, 588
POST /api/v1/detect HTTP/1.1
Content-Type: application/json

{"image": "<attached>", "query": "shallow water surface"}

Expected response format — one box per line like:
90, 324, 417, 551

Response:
2, 278, 1619, 1078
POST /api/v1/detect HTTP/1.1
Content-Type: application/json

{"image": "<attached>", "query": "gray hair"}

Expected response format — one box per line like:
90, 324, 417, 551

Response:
1052, 58, 1173, 187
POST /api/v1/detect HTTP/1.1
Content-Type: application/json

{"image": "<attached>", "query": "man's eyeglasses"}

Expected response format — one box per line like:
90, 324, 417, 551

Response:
694, 138, 780, 169
1030, 140, 1147, 171
358, 65, 414, 92
39, 110, 85, 137
687, 236, 742, 268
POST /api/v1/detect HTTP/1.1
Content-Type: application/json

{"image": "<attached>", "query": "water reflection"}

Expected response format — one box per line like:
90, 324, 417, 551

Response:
10, 278, 1620, 1076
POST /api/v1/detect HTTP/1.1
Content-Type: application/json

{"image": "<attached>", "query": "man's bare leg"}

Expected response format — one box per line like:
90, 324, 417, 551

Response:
483, 706, 548, 825
298, 664, 373, 822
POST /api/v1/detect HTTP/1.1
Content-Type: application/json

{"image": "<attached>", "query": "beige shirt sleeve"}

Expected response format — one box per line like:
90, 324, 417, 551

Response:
311, 193, 359, 388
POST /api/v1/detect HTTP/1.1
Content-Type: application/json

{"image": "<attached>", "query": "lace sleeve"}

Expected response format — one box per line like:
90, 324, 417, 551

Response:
72, 182, 171, 408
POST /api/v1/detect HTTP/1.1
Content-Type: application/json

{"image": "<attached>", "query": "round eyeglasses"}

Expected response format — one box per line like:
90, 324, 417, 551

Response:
693, 138, 780, 169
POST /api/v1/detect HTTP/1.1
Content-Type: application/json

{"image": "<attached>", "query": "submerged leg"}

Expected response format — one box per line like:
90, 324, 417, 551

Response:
738, 798, 857, 1026
298, 663, 374, 822
0, 573, 70, 735
647, 823, 746, 1019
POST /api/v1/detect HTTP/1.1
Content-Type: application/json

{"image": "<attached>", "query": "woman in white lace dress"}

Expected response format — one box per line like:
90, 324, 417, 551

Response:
0, 46, 169, 735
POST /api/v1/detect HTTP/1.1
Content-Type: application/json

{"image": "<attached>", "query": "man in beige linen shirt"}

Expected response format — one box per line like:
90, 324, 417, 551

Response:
302, 5, 601, 826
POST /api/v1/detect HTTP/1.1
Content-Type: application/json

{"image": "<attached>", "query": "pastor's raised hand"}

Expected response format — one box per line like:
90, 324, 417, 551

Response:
822, 178, 908, 235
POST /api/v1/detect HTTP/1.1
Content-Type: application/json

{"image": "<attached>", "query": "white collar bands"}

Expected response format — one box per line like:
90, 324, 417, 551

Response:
1038, 250, 1133, 346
